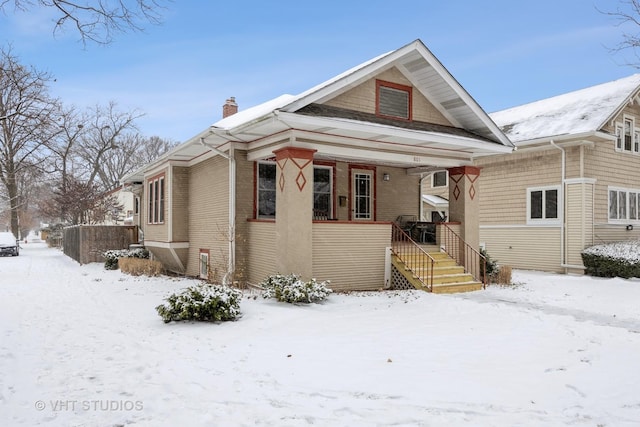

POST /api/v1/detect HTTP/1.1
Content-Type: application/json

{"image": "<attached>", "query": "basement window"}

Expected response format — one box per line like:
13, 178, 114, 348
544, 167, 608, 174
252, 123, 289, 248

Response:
376, 80, 412, 120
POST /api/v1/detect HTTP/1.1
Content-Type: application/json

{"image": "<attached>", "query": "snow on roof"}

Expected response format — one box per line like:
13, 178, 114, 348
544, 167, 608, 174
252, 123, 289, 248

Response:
490, 74, 640, 143
422, 194, 448, 207
211, 51, 393, 131
212, 94, 297, 130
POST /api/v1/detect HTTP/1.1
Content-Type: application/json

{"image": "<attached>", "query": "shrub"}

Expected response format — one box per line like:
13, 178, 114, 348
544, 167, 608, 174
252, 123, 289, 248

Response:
104, 248, 149, 270
582, 241, 640, 278
119, 257, 164, 276
156, 284, 242, 323
495, 265, 513, 285
480, 247, 499, 283
260, 273, 332, 304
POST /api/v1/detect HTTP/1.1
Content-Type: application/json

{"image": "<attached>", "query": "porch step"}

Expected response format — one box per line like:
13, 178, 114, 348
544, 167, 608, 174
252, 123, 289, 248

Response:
392, 250, 483, 294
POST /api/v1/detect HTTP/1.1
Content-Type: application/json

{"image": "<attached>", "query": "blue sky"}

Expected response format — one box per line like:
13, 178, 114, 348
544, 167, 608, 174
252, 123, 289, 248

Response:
0, 0, 637, 142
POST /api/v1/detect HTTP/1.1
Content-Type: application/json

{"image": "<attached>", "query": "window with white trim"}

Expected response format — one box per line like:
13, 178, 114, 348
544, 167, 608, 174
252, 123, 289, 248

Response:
432, 170, 448, 188
199, 251, 209, 279
609, 187, 640, 222
527, 186, 559, 224
615, 117, 639, 153
313, 166, 333, 218
376, 80, 411, 120
148, 175, 165, 224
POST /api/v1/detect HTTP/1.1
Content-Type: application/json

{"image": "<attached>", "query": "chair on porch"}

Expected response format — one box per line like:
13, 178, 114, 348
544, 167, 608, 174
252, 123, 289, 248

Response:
395, 215, 417, 236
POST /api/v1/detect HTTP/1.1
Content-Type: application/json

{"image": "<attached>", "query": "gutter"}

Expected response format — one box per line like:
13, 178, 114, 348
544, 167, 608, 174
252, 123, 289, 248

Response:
200, 136, 236, 286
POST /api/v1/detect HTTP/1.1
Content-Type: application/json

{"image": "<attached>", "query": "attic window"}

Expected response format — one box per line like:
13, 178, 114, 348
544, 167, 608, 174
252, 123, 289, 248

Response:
376, 80, 412, 120
615, 117, 639, 154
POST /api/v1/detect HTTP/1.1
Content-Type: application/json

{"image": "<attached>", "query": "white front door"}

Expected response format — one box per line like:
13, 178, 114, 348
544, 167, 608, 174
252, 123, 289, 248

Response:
352, 169, 374, 220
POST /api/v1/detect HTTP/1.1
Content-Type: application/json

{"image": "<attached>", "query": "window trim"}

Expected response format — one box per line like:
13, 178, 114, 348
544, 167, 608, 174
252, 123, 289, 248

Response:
526, 185, 561, 225
432, 170, 448, 188
375, 80, 412, 121
608, 186, 640, 223
147, 174, 165, 225
199, 249, 209, 280
615, 115, 639, 154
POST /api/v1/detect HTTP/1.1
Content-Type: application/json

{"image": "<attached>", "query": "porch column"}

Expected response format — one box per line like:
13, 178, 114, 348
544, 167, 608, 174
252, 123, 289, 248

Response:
274, 147, 317, 278
447, 166, 480, 250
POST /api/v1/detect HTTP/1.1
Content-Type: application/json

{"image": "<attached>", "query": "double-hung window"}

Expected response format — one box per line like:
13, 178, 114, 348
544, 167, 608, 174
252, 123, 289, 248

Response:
615, 117, 639, 154
527, 186, 559, 224
148, 175, 165, 224
376, 80, 412, 120
313, 166, 333, 218
609, 187, 640, 222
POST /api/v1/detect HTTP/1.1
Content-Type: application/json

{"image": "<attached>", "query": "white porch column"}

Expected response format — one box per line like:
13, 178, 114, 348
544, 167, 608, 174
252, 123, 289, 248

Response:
274, 147, 316, 278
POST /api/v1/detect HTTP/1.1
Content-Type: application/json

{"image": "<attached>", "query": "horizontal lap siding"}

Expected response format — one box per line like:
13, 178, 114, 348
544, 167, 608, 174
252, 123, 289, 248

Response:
172, 167, 189, 241
480, 227, 562, 272
594, 225, 640, 243
377, 167, 420, 222
247, 222, 276, 285
312, 223, 391, 291
476, 150, 562, 225
566, 183, 594, 267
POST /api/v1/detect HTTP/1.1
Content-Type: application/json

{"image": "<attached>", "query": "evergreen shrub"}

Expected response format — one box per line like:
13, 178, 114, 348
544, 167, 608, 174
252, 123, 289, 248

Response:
260, 273, 332, 303
156, 284, 242, 323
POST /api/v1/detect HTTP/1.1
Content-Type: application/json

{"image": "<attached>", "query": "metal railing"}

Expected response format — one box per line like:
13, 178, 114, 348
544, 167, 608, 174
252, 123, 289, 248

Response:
439, 223, 487, 288
391, 223, 435, 292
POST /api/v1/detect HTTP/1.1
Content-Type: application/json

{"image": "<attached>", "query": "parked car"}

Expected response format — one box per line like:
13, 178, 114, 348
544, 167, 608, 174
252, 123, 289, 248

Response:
0, 232, 19, 256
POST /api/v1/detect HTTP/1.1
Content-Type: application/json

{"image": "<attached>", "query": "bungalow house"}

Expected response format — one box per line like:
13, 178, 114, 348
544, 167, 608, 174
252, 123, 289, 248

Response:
469, 74, 640, 273
121, 39, 513, 292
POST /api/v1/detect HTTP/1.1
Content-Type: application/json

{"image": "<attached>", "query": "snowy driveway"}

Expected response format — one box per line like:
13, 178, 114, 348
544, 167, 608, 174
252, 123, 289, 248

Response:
2, 243, 640, 426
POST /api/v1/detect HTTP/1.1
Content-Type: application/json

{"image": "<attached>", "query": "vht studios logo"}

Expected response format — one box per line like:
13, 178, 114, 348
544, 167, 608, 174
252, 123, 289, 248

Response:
35, 399, 143, 412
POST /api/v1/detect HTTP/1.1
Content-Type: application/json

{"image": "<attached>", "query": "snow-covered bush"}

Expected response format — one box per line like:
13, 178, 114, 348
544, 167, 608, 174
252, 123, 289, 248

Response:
156, 284, 242, 323
260, 274, 332, 304
582, 241, 640, 278
103, 248, 149, 270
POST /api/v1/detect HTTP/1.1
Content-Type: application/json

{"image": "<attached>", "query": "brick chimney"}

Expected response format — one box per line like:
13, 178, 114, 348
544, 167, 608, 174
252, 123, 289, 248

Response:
222, 97, 238, 118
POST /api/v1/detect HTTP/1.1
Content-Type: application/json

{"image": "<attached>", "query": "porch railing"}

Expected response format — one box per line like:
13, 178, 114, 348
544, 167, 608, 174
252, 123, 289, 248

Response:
391, 223, 435, 292
439, 223, 487, 288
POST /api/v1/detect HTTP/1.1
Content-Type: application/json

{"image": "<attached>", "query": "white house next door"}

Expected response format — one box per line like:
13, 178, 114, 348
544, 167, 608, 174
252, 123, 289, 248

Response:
352, 169, 373, 220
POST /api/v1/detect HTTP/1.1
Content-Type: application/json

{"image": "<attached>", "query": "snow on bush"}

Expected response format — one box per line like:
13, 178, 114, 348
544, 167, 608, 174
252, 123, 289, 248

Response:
582, 240, 640, 278
103, 248, 149, 270
156, 284, 242, 323
260, 274, 332, 304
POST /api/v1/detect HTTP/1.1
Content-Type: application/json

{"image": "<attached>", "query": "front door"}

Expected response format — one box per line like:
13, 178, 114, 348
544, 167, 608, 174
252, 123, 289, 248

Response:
351, 169, 374, 221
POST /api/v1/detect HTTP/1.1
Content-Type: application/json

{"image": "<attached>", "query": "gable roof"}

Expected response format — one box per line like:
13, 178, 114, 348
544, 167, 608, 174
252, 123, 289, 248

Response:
122, 39, 513, 184
490, 74, 640, 144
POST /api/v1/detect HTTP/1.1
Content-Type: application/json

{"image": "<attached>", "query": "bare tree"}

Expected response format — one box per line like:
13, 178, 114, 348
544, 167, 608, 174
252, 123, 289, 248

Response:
601, 0, 640, 62
1, 0, 168, 45
75, 101, 143, 189
0, 47, 59, 237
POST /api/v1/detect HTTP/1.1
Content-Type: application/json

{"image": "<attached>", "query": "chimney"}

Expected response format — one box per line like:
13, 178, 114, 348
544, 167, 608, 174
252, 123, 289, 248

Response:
222, 97, 238, 118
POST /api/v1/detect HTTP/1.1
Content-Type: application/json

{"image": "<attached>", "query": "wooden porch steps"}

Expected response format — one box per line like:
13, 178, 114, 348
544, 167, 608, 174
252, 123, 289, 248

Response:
392, 249, 483, 294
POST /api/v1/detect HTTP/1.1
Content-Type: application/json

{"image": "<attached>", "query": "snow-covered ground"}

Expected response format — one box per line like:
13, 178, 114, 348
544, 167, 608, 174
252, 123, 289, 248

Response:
2, 241, 640, 426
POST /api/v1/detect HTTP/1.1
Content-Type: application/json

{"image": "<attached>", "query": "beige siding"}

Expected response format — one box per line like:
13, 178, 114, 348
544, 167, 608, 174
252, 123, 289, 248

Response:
171, 167, 189, 241
594, 224, 640, 244
312, 222, 392, 291
186, 156, 230, 280
476, 150, 562, 225
565, 182, 594, 267
376, 166, 420, 222
324, 67, 452, 126
480, 226, 563, 273
246, 221, 276, 285
234, 150, 255, 284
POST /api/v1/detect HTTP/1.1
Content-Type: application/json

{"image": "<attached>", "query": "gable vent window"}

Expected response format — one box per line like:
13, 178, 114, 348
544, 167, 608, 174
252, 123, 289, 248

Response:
376, 80, 412, 120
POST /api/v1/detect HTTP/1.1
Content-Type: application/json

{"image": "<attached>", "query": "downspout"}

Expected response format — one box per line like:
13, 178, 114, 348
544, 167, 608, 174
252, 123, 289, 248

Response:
550, 140, 566, 271
200, 137, 236, 285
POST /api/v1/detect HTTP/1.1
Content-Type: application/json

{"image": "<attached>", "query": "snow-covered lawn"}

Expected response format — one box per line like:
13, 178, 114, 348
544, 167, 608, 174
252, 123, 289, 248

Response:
2, 242, 640, 426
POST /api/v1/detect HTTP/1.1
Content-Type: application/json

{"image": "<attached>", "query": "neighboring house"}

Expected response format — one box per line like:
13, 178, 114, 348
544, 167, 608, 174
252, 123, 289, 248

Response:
472, 74, 640, 274
99, 186, 136, 225
121, 39, 513, 291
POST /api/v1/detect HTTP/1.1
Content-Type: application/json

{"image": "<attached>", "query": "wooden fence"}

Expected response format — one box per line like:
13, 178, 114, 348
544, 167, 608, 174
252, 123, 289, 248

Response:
63, 225, 139, 264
